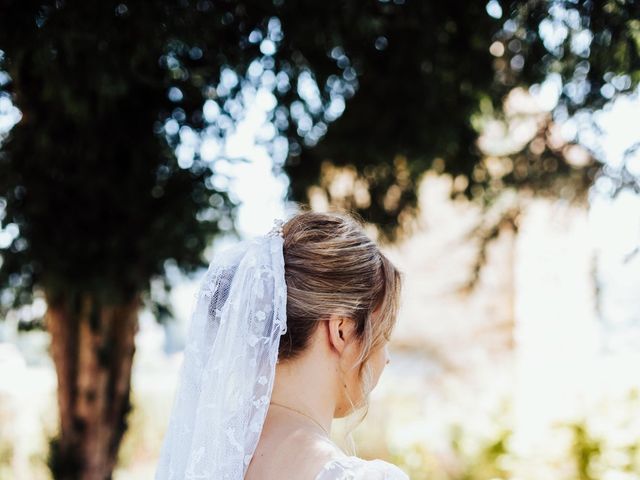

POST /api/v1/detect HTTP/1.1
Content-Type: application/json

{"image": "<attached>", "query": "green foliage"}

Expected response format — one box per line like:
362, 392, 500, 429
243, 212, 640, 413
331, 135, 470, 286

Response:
450, 424, 512, 480
0, 405, 15, 480
382, 423, 514, 480
283, 0, 640, 237
565, 420, 603, 480
558, 388, 640, 480
379, 388, 640, 480
0, 1, 241, 316
0, 0, 638, 312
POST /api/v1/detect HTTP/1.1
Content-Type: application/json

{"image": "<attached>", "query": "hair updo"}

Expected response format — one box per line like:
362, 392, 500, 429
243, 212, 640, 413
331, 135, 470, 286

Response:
278, 209, 403, 405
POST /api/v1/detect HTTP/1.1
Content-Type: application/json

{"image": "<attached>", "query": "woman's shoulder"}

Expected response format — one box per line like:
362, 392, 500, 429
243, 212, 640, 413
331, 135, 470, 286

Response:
313, 455, 410, 480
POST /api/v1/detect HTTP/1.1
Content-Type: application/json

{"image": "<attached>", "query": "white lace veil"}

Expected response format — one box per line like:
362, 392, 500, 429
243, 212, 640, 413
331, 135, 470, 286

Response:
155, 219, 288, 480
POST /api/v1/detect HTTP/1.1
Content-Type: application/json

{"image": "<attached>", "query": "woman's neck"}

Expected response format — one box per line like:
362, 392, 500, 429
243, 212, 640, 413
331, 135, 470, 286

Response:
269, 349, 337, 436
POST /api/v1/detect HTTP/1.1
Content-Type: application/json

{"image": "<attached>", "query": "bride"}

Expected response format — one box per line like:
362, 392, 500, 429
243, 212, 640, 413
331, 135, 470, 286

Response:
155, 210, 409, 480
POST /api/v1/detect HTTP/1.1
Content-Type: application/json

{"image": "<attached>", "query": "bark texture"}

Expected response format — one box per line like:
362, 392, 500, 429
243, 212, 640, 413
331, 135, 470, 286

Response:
46, 291, 140, 480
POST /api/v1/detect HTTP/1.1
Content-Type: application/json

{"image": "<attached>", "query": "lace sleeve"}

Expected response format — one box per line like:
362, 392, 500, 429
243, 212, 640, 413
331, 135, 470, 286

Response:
314, 456, 410, 480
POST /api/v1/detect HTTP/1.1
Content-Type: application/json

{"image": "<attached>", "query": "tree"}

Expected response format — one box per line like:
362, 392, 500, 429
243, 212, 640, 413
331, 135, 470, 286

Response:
0, 1, 638, 478
281, 0, 639, 238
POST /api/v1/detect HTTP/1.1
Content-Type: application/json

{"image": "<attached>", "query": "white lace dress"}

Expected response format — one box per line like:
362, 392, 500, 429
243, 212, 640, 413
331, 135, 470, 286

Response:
314, 456, 410, 480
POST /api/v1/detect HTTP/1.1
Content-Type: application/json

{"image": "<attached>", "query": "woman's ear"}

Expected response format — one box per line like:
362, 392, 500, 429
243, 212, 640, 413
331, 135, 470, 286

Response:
327, 314, 355, 354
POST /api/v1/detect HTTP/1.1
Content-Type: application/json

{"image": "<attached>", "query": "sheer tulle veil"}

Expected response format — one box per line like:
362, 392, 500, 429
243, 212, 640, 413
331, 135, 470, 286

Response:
155, 219, 287, 480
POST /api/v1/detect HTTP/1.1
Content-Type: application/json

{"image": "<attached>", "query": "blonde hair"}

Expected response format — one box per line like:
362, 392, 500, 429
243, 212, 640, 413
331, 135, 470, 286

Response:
278, 208, 403, 424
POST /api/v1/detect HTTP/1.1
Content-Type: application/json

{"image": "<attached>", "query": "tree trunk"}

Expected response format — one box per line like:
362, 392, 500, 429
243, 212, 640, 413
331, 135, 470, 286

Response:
45, 291, 140, 480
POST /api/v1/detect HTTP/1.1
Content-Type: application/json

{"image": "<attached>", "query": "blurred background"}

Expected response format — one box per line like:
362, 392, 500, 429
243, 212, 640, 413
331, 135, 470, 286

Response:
0, 1, 639, 479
